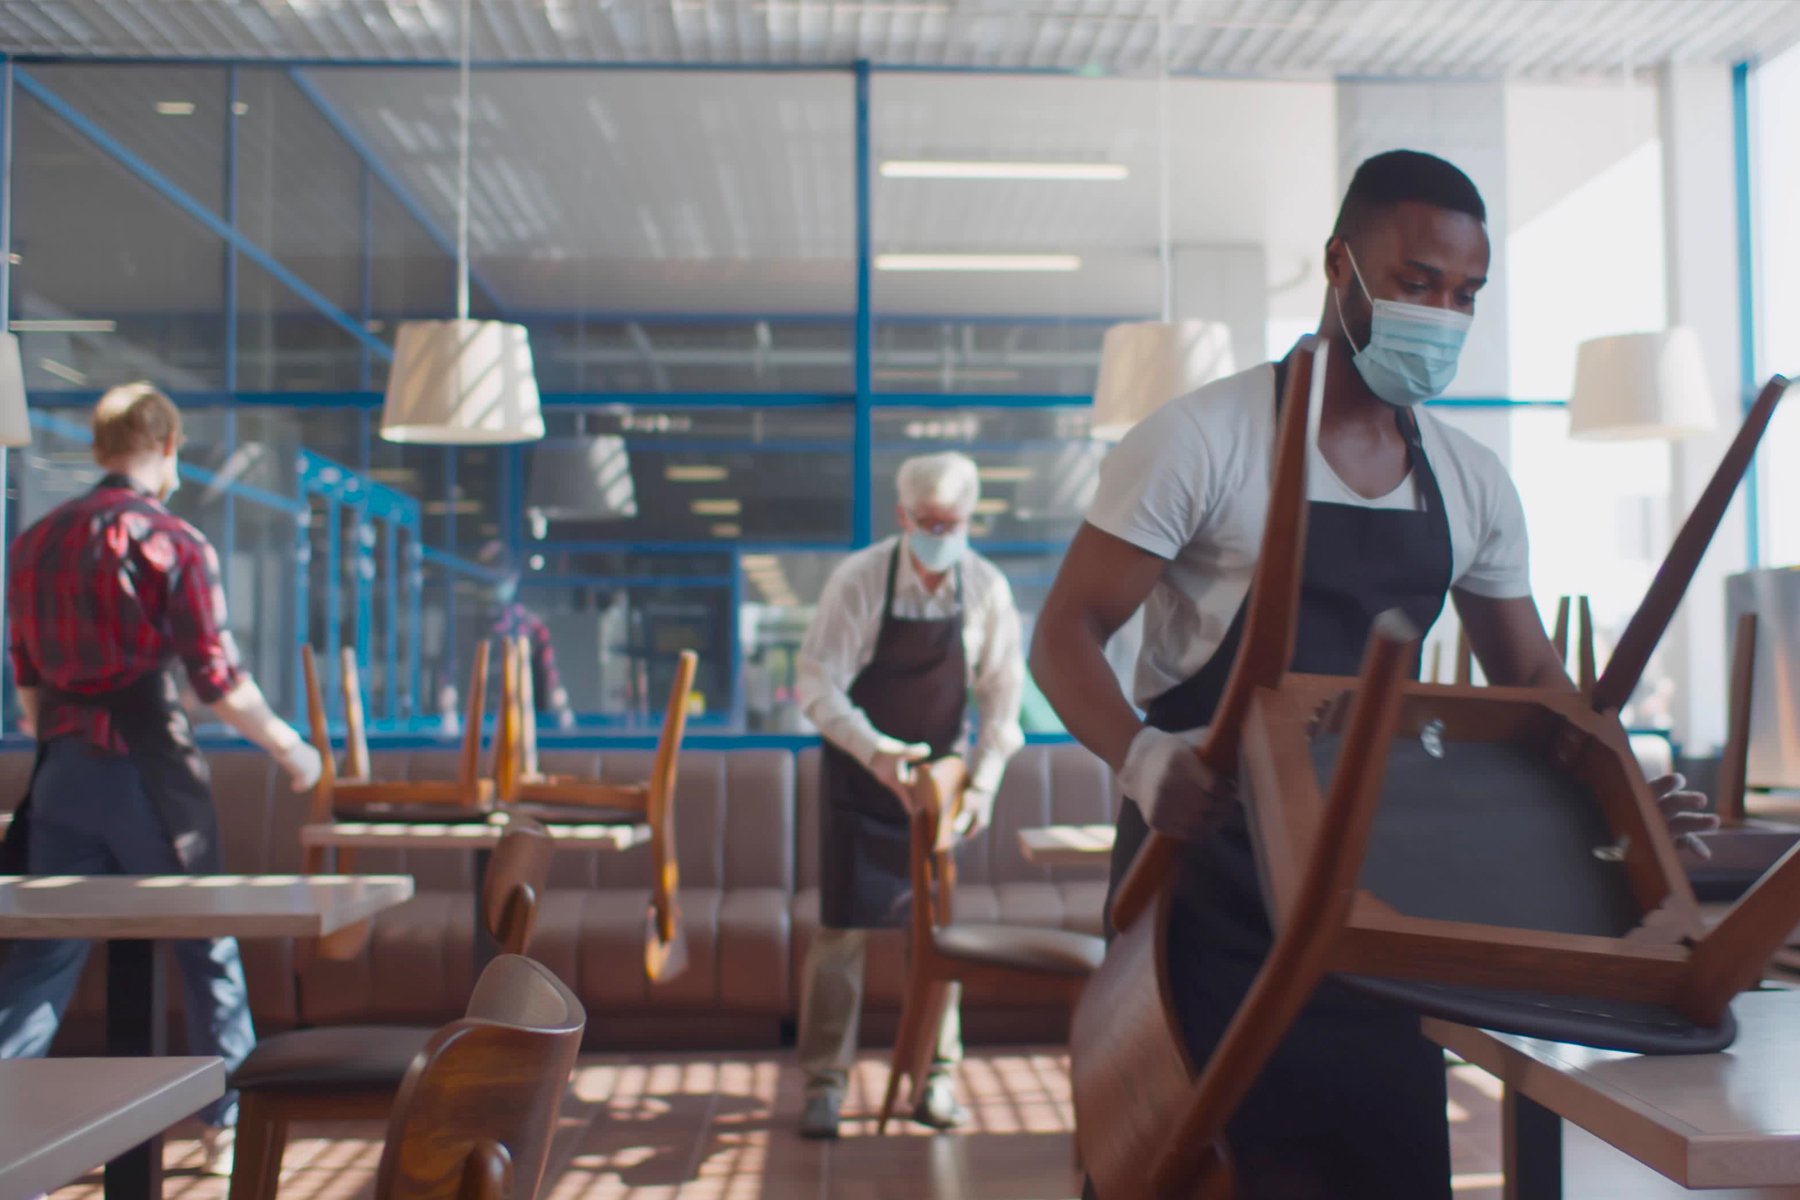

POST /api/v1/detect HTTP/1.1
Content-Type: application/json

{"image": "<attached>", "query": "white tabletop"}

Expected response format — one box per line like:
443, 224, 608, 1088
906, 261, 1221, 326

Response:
1426, 989, 1800, 1188
1017, 824, 1115, 867
0, 874, 414, 939
0, 1057, 223, 1196
300, 818, 649, 853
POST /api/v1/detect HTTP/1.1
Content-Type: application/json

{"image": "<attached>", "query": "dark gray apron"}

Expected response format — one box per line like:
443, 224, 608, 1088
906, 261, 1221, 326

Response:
1106, 363, 1455, 1199
1, 664, 221, 875
819, 546, 966, 930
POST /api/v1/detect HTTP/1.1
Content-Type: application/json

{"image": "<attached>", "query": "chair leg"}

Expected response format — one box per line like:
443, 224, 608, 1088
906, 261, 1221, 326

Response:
904, 981, 953, 1113
227, 1092, 290, 1200
878, 967, 936, 1133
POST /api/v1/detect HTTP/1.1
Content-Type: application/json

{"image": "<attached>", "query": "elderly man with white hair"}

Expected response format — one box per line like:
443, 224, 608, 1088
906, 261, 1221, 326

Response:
793, 450, 1025, 1139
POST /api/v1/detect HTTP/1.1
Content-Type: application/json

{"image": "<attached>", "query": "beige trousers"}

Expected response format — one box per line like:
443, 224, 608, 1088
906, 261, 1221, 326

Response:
796, 926, 962, 1100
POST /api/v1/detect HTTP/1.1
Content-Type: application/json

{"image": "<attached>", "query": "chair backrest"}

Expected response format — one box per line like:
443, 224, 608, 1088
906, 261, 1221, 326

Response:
375, 954, 585, 1200
1717, 611, 1759, 826
340, 647, 372, 781
300, 646, 338, 828
518, 636, 541, 779
458, 640, 492, 791
908, 758, 968, 947
644, 651, 699, 982
480, 817, 556, 956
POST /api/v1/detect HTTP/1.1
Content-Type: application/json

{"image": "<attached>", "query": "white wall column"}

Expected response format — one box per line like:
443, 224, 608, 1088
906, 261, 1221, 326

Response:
1659, 62, 1746, 754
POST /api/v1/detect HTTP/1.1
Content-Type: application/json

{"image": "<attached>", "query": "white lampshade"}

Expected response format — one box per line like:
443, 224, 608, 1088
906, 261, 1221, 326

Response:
1091, 320, 1234, 441
0, 333, 28, 447
1569, 328, 1718, 441
525, 436, 637, 523
380, 319, 544, 445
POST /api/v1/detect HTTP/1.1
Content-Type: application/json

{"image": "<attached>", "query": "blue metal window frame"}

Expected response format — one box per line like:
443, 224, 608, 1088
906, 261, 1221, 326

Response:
0, 53, 1768, 749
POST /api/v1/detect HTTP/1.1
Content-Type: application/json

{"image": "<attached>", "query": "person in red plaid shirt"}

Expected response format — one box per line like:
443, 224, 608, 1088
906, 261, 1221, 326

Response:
0, 383, 321, 1175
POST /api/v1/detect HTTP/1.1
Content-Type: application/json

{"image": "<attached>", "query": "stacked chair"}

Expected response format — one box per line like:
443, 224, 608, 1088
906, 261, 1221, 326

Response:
496, 638, 698, 982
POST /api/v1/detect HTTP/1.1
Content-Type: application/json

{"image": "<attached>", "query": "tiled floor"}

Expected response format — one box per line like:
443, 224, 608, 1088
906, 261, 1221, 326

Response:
45, 1050, 1800, 1198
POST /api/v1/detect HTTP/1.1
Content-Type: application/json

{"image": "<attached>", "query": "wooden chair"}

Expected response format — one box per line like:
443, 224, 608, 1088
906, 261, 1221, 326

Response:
1681, 612, 1800, 902
1548, 593, 1598, 693
1072, 361, 1800, 1198
876, 756, 1104, 1133
374, 954, 586, 1200
498, 640, 697, 983
301, 642, 496, 850
228, 819, 557, 1200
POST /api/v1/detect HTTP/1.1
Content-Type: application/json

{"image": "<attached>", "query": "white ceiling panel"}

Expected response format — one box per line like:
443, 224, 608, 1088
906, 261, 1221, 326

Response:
0, 1, 1796, 78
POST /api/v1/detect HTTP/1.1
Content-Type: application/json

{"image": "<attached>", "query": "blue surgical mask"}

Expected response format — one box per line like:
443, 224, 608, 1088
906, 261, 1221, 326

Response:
908, 529, 968, 573
1335, 248, 1472, 407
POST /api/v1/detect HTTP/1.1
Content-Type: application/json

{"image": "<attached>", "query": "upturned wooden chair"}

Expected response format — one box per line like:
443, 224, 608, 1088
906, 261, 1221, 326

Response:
1072, 358, 1800, 1198
374, 954, 586, 1200
876, 756, 1105, 1133
228, 818, 557, 1200
497, 639, 697, 982
301, 642, 496, 853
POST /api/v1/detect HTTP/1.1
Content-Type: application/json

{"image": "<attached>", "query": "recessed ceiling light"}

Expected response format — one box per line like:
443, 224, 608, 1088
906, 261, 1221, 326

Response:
233, 101, 250, 116
978, 466, 1035, 482
10, 319, 117, 334
691, 499, 742, 516
975, 498, 1010, 515
154, 101, 196, 117
665, 464, 729, 483
875, 254, 1081, 273
36, 358, 87, 385
881, 160, 1127, 181
711, 523, 742, 538
741, 554, 780, 569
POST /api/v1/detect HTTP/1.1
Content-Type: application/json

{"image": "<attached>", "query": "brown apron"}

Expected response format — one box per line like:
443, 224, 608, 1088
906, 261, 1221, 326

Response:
0, 664, 221, 874
818, 545, 966, 930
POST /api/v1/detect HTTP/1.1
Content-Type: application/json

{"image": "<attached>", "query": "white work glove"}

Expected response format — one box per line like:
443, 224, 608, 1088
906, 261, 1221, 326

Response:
1652, 772, 1718, 859
1117, 726, 1230, 841
866, 737, 932, 808
955, 788, 996, 840
278, 741, 324, 793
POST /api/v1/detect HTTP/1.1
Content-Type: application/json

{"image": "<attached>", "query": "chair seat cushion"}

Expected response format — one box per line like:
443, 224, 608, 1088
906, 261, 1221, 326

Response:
1343, 975, 1739, 1055
934, 923, 1105, 976
230, 1024, 432, 1091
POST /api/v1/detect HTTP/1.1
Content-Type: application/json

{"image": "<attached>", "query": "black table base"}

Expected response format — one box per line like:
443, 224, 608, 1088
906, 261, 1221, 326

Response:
104, 938, 167, 1200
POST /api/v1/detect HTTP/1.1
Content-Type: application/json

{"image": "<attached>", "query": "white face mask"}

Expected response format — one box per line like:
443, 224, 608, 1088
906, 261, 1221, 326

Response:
1334, 246, 1472, 408
908, 529, 968, 573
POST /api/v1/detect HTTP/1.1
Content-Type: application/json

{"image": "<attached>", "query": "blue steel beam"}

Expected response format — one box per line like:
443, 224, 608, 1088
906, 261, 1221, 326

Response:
13, 67, 392, 362
1733, 60, 1761, 568
852, 59, 874, 546
286, 67, 506, 316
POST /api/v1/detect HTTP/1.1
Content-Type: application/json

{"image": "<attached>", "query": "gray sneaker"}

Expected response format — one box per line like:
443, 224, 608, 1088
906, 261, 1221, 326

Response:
799, 1092, 841, 1140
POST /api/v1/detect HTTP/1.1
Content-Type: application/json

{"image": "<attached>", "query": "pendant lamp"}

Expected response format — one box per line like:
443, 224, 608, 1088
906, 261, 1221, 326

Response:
0, 332, 30, 448
525, 435, 638, 524
380, 0, 542, 445
1569, 328, 1719, 442
1090, 0, 1234, 442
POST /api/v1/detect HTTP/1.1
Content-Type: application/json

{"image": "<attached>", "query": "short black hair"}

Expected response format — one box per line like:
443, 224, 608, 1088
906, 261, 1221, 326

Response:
1332, 150, 1486, 240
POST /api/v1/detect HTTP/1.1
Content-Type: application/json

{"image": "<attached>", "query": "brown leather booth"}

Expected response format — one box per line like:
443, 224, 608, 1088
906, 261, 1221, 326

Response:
0, 741, 1118, 1050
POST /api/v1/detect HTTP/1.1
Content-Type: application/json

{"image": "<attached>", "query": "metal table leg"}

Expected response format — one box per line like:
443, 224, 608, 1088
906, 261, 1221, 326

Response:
104, 938, 167, 1200
1504, 1083, 1562, 1200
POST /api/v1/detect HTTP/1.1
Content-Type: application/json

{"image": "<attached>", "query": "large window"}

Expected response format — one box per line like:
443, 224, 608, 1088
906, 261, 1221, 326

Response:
0, 60, 1756, 745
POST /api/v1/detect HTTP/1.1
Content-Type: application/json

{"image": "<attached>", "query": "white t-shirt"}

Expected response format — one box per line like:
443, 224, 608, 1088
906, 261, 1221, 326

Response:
1087, 362, 1532, 708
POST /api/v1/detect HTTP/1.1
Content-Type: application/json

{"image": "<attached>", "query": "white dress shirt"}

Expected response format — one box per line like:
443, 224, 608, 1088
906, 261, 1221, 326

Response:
796, 535, 1025, 796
